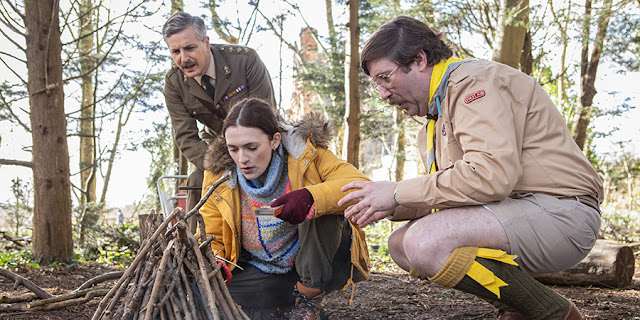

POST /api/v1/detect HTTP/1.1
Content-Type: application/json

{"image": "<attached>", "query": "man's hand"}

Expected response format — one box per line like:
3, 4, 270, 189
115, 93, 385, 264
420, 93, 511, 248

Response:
338, 180, 398, 227
270, 188, 314, 224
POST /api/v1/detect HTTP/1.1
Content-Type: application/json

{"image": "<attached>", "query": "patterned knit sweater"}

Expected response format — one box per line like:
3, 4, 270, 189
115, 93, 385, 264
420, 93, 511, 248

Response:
240, 176, 299, 274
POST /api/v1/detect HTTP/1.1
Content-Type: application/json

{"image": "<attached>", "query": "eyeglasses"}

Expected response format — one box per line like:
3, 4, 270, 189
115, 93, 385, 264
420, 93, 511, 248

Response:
370, 65, 400, 90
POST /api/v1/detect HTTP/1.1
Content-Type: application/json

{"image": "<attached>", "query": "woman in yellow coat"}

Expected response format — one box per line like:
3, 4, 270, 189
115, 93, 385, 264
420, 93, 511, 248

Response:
200, 98, 370, 319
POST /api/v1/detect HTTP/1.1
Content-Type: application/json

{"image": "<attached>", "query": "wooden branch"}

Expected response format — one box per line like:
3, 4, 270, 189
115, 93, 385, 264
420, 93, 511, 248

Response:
165, 173, 230, 236
0, 158, 33, 168
121, 259, 156, 319
1, 289, 109, 312
187, 228, 220, 320
179, 264, 198, 318
28, 288, 106, 308
0, 231, 30, 247
77, 271, 124, 291
0, 292, 37, 304
0, 269, 52, 299
145, 239, 174, 320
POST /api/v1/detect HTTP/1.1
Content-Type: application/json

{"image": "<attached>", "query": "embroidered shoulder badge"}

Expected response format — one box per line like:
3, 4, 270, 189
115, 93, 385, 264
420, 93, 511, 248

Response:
464, 90, 486, 104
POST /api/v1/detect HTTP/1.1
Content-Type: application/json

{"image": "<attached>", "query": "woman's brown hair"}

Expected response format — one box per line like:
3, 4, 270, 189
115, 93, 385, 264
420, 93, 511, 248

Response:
223, 98, 281, 138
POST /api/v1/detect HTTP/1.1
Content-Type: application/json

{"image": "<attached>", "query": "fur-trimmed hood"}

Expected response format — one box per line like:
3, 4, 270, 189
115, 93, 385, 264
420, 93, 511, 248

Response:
203, 111, 336, 174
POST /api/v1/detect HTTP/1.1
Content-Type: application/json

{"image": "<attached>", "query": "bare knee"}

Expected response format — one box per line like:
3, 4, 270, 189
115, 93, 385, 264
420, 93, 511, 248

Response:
388, 225, 411, 271
402, 224, 450, 276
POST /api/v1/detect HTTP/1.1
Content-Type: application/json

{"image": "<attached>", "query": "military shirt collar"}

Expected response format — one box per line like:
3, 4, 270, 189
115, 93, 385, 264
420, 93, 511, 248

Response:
195, 51, 216, 87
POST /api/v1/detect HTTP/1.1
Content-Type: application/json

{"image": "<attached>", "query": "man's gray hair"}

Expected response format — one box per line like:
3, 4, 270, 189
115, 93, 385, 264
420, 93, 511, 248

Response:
162, 11, 207, 43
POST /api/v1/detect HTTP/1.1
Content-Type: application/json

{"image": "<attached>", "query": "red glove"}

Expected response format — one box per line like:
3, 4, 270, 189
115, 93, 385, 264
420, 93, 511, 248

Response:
217, 259, 232, 286
270, 188, 315, 224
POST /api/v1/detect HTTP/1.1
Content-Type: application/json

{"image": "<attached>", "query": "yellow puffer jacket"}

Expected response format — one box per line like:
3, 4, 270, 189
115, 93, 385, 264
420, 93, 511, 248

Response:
199, 112, 370, 282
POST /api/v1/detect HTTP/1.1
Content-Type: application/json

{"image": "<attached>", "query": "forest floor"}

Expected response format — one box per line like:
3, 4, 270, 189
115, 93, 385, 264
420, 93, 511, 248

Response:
1, 254, 639, 320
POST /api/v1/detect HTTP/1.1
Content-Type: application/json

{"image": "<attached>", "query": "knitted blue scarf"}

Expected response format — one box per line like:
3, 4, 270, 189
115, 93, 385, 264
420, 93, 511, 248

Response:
236, 144, 286, 198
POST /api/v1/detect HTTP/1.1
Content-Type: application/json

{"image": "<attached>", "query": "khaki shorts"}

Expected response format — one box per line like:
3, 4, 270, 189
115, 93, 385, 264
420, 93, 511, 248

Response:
484, 193, 601, 274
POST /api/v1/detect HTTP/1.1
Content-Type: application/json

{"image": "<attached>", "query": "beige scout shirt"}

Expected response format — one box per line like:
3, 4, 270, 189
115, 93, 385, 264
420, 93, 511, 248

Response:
393, 60, 603, 220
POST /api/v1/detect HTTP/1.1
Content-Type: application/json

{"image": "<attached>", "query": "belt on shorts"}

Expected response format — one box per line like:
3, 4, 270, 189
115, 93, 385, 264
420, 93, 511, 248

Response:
558, 194, 601, 215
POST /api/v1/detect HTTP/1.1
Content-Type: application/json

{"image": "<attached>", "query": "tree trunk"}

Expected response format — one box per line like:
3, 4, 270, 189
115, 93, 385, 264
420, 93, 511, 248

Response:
572, 0, 612, 150
532, 240, 635, 288
492, 0, 530, 69
343, 0, 361, 168
79, 0, 96, 205
519, 31, 532, 75
25, 0, 74, 264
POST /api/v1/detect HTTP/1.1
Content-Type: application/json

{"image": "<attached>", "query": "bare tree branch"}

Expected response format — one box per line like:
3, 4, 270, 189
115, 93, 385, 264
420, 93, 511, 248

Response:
4, 0, 25, 20
209, 0, 240, 44
252, 5, 306, 69
0, 1, 25, 33
0, 90, 31, 132
0, 159, 33, 168
0, 13, 25, 39
0, 50, 25, 63
0, 56, 27, 85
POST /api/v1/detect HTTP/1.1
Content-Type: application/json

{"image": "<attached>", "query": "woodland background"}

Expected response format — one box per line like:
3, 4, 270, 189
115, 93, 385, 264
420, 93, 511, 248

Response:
0, 0, 639, 282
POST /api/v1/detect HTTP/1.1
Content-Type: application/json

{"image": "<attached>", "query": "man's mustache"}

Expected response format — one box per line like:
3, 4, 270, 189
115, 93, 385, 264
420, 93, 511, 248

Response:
181, 60, 196, 68
387, 95, 404, 106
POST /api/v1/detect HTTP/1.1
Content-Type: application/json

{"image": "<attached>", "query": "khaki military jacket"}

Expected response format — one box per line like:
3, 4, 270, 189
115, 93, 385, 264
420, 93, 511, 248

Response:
393, 60, 604, 220
164, 44, 275, 171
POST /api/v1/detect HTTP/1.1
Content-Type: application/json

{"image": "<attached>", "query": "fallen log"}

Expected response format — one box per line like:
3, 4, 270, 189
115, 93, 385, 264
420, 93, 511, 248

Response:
532, 239, 636, 288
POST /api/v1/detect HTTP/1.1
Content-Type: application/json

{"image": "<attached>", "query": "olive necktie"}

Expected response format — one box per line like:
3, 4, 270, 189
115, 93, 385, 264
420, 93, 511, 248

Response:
201, 74, 215, 99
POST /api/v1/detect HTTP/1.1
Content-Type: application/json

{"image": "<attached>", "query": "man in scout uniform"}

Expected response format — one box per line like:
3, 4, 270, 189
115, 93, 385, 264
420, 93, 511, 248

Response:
162, 11, 275, 224
338, 16, 603, 320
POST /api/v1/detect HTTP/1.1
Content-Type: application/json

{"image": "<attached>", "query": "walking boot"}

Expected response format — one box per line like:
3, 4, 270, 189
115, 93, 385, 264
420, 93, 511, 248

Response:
288, 282, 326, 320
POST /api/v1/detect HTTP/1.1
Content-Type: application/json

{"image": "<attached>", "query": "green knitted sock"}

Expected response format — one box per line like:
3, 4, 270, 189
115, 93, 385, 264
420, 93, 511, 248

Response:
454, 257, 570, 320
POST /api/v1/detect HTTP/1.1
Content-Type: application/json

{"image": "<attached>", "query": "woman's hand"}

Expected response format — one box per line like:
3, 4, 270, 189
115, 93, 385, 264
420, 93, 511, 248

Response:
270, 188, 315, 224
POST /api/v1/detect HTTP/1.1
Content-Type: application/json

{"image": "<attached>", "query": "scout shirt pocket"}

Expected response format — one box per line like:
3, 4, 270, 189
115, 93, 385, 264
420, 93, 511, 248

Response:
436, 117, 463, 170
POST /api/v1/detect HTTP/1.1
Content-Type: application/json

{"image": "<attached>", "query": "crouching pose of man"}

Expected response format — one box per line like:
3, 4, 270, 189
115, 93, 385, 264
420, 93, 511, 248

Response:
338, 16, 603, 320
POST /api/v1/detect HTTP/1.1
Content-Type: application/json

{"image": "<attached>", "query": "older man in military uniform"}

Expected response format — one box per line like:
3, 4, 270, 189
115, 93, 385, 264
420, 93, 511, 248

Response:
163, 12, 275, 227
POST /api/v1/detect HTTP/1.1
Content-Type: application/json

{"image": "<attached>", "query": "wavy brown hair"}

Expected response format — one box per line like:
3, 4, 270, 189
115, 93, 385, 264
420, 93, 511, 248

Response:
360, 16, 453, 76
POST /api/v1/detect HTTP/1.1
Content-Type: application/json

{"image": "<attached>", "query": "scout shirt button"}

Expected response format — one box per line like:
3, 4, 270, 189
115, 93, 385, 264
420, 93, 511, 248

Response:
215, 197, 220, 201
192, 111, 197, 115
304, 160, 308, 164
216, 104, 220, 109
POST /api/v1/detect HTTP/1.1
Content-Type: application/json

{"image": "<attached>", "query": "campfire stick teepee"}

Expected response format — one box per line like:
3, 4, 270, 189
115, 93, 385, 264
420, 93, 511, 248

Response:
92, 173, 246, 320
